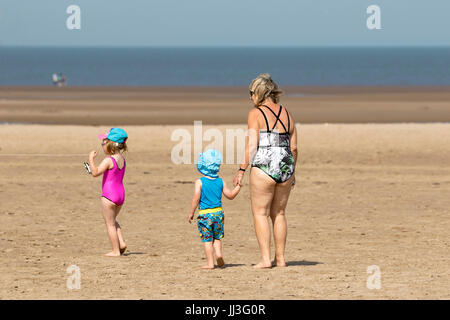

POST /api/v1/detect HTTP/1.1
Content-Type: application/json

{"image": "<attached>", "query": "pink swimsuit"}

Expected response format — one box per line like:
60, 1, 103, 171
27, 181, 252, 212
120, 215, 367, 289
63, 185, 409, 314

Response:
102, 156, 126, 206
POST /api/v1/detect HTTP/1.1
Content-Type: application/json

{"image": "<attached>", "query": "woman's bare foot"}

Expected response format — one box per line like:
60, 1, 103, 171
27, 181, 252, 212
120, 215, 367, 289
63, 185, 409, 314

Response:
253, 261, 273, 269
104, 251, 121, 257
216, 257, 225, 268
201, 265, 215, 270
275, 261, 286, 267
273, 258, 286, 267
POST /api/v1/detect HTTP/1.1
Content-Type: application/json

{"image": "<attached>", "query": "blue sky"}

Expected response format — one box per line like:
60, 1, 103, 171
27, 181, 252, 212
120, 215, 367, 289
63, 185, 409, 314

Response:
0, 0, 448, 47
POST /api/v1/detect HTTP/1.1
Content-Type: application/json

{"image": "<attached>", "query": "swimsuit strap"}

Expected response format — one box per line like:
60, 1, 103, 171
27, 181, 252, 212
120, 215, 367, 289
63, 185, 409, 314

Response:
256, 107, 270, 132
285, 106, 290, 133
262, 105, 288, 133
110, 156, 116, 169
110, 156, 125, 170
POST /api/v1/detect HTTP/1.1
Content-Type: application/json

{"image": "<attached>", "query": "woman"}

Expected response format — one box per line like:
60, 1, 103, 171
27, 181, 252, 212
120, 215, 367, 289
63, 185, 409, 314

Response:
233, 74, 298, 268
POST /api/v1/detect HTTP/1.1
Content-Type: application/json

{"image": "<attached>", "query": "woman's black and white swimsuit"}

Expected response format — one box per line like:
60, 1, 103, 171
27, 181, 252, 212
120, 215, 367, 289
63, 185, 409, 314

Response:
251, 105, 295, 183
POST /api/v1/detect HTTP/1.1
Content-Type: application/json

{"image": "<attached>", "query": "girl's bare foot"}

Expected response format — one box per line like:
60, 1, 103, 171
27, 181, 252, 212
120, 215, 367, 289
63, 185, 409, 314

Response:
104, 251, 121, 257
253, 261, 273, 269
216, 257, 225, 268
201, 265, 215, 270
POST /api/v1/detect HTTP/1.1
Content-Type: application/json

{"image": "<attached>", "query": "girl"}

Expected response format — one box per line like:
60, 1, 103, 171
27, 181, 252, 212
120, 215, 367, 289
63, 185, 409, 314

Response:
89, 127, 128, 257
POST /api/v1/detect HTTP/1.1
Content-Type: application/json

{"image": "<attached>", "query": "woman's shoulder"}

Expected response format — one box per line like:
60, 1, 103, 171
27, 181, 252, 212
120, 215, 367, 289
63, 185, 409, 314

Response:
248, 107, 261, 117
247, 107, 263, 124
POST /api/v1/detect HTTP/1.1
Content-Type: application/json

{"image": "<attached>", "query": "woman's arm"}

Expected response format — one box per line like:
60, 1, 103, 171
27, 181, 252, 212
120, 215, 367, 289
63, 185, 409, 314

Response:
290, 124, 298, 167
188, 179, 202, 223
89, 151, 112, 177
289, 116, 298, 186
222, 180, 241, 200
233, 109, 259, 186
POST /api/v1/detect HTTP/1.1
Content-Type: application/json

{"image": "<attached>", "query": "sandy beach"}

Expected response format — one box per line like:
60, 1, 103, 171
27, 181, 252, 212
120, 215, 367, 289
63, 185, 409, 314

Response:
1, 86, 450, 125
1, 122, 450, 299
0, 86, 449, 299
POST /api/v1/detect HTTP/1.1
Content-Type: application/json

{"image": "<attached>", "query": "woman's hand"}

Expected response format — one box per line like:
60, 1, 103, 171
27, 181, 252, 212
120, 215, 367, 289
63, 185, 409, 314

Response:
233, 171, 244, 187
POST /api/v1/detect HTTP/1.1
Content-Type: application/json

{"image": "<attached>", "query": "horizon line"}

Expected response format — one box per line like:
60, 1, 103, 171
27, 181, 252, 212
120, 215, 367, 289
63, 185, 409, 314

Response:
1, 44, 450, 49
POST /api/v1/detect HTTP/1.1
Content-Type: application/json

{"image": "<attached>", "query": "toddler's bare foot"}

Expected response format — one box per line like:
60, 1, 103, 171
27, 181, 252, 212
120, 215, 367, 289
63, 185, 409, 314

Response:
120, 245, 127, 255
252, 261, 273, 269
104, 251, 121, 257
201, 265, 215, 270
216, 257, 225, 268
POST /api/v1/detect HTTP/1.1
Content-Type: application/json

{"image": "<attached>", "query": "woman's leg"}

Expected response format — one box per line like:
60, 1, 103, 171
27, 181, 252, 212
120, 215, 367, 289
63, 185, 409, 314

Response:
270, 174, 294, 267
101, 197, 121, 257
114, 205, 127, 253
250, 167, 276, 268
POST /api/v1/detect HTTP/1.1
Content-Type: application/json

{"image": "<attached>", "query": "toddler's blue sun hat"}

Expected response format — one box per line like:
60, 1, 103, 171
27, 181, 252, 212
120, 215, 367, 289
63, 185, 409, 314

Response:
98, 128, 128, 143
197, 149, 222, 178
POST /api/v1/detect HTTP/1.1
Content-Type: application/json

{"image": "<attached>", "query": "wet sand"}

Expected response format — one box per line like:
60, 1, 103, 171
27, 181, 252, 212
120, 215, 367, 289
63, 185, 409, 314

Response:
1, 86, 450, 125
0, 121, 449, 299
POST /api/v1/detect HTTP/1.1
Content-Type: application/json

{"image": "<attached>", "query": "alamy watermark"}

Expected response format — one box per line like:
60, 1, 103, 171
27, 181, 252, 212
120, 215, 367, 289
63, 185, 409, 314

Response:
366, 265, 381, 290
170, 121, 283, 165
63, 5, 381, 32
367, 5, 381, 30
66, 265, 81, 290
66, 5, 81, 30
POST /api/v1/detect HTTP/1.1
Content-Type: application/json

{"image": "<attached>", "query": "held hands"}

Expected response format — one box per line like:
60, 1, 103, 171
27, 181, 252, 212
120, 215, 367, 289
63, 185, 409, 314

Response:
233, 171, 244, 187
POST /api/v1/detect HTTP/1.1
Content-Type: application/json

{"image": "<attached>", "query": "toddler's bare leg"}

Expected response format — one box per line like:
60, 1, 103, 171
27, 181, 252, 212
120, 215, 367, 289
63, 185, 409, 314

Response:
213, 239, 224, 267
202, 242, 215, 269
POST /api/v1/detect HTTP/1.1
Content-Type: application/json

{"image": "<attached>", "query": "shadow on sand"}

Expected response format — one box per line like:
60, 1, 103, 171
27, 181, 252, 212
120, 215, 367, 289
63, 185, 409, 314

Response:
285, 260, 322, 267
122, 252, 146, 256
221, 263, 246, 268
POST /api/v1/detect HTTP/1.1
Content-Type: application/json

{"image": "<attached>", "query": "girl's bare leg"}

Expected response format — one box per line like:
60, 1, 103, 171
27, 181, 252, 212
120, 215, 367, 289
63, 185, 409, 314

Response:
114, 205, 127, 253
269, 174, 294, 267
202, 242, 215, 269
101, 197, 121, 257
213, 239, 224, 267
250, 167, 276, 268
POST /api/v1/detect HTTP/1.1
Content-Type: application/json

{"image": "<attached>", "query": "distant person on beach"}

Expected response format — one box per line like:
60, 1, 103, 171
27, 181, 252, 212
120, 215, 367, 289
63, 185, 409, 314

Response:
188, 149, 241, 269
88, 128, 128, 257
233, 74, 298, 268
52, 73, 67, 87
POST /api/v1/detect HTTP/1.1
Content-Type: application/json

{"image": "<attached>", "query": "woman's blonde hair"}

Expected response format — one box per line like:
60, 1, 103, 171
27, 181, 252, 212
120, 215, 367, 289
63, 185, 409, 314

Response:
104, 139, 127, 155
249, 73, 283, 106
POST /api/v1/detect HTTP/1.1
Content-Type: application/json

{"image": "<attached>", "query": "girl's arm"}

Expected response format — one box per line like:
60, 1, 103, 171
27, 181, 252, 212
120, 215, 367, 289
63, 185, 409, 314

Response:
89, 151, 112, 177
188, 179, 202, 224
222, 180, 241, 200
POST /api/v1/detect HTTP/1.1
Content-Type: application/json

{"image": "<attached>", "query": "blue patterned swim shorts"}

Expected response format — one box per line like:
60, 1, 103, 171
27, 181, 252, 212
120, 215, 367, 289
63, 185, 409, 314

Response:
197, 211, 224, 242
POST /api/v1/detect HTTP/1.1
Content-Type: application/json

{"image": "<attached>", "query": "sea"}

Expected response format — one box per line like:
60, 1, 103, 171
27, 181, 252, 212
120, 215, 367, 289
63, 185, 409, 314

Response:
0, 46, 449, 86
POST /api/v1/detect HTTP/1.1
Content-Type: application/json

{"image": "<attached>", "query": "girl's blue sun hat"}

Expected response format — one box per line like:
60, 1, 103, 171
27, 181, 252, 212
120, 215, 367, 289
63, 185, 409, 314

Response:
98, 128, 128, 143
197, 149, 222, 178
